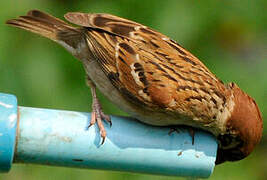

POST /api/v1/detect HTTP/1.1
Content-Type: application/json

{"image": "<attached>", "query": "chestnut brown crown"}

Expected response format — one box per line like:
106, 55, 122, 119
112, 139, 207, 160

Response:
216, 83, 263, 164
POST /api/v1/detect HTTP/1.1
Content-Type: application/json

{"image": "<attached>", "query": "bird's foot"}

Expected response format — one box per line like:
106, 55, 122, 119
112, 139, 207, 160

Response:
89, 98, 112, 145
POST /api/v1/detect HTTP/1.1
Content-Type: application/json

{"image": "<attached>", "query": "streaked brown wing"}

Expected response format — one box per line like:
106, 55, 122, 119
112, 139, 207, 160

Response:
65, 12, 229, 121
64, 13, 212, 73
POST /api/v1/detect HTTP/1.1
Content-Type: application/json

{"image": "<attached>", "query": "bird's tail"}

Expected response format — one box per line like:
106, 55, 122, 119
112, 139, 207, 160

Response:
6, 10, 83, 50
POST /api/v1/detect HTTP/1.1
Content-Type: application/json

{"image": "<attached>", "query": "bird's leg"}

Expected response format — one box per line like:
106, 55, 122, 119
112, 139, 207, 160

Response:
86, 76, 112, 145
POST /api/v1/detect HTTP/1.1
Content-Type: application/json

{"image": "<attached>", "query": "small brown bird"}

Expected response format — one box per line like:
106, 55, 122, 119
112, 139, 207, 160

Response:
6, 10, 263, 164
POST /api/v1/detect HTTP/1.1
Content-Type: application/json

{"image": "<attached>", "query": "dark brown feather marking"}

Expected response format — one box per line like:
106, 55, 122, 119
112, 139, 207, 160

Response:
170, 39, 182, 47
108, 33, 118, 44
185, 96, 206, 102
132, 62, 148, 86
138, 71, 144, 76
143, 87, 149, 95
160, 63, 175, 72
118, 56, 127, 65
154, 51, 172, 61
158, 63, 203, 86
155, 51, 168, 57
169, 62, 184, 69
140, 27, 157, 35
92, 15, 139, 27
179, 55, 197, 65
193, 66, 214, 80
188, 70, 204, 77
134, 62, 142, 68
166, 41, 186, 55
93, 16, 109, 27
150, 40, 160, 48
119, 42, 135, 54
133, 62, 143, 72
149, 61, 167, 73
108, 72, 120, 81
213, 90, 226, 105
110, 24, 135, 36
210, 97, 217, 106
119, 49, 125, 56
199, 87, 210, 94
163, 74, 178, 82
177, 85, 198, 93
140, 77, 149, 86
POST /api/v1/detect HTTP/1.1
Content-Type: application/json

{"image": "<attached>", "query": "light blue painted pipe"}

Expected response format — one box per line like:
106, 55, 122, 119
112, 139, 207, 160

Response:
0, 93, 217, 178
0, 93, 17, 172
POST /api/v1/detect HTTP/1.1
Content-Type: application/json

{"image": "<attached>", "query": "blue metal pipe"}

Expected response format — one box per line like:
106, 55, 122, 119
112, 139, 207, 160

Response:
0, 93, 217, 178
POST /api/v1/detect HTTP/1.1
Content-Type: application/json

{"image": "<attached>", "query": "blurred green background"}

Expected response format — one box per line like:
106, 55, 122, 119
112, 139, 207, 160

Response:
0, 0, 266, 179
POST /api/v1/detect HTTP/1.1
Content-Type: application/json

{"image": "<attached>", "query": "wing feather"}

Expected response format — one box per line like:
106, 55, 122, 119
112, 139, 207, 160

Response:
69, 12, 229, 121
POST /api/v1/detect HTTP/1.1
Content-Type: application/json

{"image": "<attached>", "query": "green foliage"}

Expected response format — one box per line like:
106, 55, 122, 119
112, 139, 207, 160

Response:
0, 0, 266, 179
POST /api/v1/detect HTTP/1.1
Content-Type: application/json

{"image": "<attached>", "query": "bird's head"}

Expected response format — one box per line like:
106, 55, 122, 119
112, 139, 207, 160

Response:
216, 83, 263, 164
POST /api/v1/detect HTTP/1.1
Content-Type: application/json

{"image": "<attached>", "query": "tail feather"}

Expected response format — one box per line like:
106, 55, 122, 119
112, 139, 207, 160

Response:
7, 16, 57, 40
6, 10, 81, 46
27, 10, 69, 27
